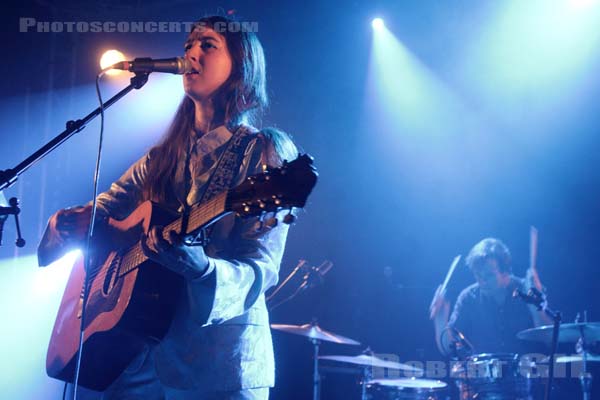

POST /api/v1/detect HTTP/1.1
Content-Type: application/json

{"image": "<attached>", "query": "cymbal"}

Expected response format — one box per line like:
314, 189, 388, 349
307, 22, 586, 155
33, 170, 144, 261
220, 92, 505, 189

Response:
556, 354, 600, 363
318, 354, 423, 373
270, 323, 360, 345
368, 377, 447, 389
517, 322, 600, 343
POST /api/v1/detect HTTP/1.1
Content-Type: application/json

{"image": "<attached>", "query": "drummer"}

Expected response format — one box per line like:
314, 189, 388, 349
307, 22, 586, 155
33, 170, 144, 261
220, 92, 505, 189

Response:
430, 238, 552, 355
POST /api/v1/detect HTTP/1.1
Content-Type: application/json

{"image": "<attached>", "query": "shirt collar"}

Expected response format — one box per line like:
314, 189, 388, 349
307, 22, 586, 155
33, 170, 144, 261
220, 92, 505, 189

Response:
192, 125, 232, 153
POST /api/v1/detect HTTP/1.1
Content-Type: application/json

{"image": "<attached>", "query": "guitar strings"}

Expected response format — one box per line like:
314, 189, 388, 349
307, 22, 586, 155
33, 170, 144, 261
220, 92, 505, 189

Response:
86, 193, 227, 293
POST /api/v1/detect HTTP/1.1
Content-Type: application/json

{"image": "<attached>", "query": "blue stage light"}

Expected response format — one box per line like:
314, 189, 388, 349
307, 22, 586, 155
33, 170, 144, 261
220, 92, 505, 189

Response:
372, 18, 385, 30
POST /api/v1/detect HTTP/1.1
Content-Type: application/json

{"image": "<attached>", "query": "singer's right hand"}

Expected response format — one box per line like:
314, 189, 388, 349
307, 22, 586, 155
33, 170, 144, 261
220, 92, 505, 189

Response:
38, 204, 95, 266
429, 285, 450, 320
49, 205, 93, 244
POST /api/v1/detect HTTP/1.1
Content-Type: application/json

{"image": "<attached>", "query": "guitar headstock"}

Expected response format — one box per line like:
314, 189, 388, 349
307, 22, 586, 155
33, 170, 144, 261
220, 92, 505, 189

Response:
227, 154, 318, 219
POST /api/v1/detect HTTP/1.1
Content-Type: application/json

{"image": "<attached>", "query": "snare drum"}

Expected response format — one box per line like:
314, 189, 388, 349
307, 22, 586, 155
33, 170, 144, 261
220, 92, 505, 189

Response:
368, 377, 448, 400
452, 353, 532, 400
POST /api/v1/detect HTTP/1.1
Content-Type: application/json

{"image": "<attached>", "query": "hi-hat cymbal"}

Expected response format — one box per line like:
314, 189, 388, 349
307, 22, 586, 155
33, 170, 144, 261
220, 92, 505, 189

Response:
517, 322, 600, 343
271, 323, 361, 345
318, 354, 423, 373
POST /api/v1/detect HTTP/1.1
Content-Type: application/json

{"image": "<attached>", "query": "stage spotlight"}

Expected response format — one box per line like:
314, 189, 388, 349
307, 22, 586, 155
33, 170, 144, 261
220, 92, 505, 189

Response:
571, 0, 598, 7
100, 49, 126, 75
372, 18, 385, 30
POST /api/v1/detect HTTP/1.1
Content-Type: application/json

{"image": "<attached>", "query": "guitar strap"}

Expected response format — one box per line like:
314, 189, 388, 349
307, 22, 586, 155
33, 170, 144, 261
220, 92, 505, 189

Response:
183, 124, 257, 246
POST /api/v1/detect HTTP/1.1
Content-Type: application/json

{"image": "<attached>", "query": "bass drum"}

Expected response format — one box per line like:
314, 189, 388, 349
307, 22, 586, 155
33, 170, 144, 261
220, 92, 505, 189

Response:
451, 353, 533, 400
367, 377, 448, 400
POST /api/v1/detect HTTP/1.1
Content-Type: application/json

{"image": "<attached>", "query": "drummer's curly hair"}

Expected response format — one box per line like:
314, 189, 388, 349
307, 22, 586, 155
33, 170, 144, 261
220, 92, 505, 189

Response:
465, 238, 512, 273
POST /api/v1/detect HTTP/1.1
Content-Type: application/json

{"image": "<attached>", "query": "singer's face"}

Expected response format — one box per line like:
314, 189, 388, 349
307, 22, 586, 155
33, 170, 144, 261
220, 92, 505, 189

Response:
183, 28, 232, 101
473, 259, 509, 295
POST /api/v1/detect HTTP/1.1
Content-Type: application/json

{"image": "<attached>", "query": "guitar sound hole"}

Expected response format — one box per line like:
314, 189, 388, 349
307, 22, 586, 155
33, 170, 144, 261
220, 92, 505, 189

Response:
102, 254, 122, 295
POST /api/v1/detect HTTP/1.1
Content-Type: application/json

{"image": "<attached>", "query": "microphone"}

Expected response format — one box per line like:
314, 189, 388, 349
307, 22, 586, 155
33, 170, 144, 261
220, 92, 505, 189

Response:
300, 260, 334, 290
513, 287, 547, 311
110, 57, 193, 75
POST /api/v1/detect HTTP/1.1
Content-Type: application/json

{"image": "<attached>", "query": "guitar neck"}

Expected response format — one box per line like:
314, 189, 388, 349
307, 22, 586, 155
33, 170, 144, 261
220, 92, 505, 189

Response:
118, 192, 229, 277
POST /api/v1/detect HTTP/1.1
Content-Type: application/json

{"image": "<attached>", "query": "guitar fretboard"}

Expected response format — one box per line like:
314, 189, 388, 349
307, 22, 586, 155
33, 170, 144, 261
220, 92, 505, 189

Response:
116, 192, 229, 278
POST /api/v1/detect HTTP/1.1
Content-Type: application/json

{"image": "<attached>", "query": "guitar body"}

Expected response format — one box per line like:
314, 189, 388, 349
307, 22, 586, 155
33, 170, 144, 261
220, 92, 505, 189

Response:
46, 201, 183, 391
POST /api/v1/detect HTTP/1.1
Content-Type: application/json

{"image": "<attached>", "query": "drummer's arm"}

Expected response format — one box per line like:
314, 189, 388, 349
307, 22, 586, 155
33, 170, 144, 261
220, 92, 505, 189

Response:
438, 289, 473, 356
433, 313, 451, 355
430, 285, 452, 355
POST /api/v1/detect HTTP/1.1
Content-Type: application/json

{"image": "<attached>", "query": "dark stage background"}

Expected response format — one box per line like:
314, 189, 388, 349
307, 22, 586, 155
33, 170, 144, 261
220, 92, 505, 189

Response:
0, 1, 599, 399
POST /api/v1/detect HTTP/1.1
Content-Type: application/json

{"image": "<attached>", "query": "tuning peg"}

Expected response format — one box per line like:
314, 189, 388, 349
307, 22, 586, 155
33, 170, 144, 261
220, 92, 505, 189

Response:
255, 212, 265, 232
265, 216, 278, 228
283, 210, 296, 225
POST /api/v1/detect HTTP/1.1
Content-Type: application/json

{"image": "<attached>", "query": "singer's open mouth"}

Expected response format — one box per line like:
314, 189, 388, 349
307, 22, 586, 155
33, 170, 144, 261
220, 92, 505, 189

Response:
186, 68, 201, 75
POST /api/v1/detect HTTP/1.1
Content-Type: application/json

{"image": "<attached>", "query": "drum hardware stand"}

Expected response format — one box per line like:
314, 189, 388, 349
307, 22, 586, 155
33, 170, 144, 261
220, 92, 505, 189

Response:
575, 314, 593, 400
514, 287, 561, 400
359, 365, 372, 400
311, 335, 321, 400
544, 307, 562, 400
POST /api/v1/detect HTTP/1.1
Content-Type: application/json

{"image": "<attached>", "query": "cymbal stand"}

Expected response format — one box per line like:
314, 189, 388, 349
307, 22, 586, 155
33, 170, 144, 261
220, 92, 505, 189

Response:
577, 322, 593, 400
360, 365, 372, 400
311, 336, 321, 400
518, 287, 561, 400
543, 306, 561, 400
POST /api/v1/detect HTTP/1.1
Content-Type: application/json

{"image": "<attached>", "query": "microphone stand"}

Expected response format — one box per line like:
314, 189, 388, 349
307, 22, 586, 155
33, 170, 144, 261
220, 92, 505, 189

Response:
268, 261, 332, 311
0, 72, 149, 246
0, 197, 25, 247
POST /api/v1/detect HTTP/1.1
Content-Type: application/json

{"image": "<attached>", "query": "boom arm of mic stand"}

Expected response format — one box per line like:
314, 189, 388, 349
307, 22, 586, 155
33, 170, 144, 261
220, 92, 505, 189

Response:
0, 72, 149, 191
266, 259, 307, 302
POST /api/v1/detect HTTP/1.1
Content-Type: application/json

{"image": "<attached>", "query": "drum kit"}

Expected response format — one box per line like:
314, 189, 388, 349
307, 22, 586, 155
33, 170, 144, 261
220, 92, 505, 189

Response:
271, 231, 599, 399
272, 321, 600, 400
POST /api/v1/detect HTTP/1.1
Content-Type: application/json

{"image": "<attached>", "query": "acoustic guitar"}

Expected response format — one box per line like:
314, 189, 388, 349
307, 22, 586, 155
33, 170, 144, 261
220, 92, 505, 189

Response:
40, 155, 317, 390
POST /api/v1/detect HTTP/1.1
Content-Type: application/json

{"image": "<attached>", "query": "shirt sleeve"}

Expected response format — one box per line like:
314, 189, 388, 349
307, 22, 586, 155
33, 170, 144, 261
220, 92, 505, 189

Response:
186, 133, 293, 325
37, 153, 149, 266
448, 285, 476, 338
94, 154, 149, 220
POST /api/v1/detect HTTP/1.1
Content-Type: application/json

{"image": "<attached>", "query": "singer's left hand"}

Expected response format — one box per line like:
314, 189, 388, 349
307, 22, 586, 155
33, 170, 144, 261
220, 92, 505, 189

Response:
141, 226, 209, 281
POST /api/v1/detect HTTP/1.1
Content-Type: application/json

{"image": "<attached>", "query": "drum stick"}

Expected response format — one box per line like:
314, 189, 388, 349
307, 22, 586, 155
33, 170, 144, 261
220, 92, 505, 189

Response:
529, 226, 538, 273
440, 255, 461, 292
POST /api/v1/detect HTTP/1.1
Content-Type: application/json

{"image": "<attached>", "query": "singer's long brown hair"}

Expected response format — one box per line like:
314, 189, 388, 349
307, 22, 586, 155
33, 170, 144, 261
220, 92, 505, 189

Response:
142, 15, 268, 203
